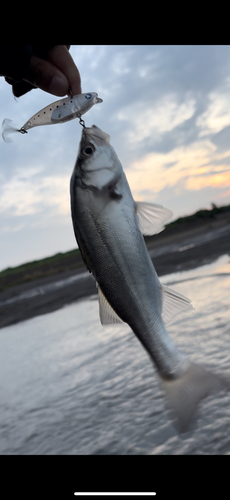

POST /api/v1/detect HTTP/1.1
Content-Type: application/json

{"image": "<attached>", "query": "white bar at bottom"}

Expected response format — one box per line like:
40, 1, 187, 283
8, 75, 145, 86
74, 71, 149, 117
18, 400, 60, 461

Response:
74, 494, 156, 497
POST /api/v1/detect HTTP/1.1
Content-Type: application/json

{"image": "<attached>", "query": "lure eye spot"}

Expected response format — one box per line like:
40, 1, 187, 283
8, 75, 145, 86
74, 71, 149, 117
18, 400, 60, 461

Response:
85, 93, 92, 99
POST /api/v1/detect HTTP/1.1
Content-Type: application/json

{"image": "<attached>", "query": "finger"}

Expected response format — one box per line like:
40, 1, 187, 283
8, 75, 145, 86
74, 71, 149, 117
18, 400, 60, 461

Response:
25, 54, 70, 96
47, 45, 82, 96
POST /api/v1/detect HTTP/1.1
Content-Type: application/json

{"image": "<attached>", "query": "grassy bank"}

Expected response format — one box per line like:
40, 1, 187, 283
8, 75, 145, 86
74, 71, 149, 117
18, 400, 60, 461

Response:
0, 249, 84, 292
1, 203, 230, 292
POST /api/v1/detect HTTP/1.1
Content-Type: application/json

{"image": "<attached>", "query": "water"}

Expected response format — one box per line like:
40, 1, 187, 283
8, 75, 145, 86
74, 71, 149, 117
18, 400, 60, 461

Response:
0, 270, 90, 307
0, 254, 230, 455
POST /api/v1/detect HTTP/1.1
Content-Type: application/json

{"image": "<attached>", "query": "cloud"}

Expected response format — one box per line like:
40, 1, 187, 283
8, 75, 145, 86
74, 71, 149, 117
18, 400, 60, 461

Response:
0, 169, 70, 218
116, 93, 196, 147
196, 76, 230, 136
127, 140, 230, 201
109, 49, 133, 75
186, 169, 230, 191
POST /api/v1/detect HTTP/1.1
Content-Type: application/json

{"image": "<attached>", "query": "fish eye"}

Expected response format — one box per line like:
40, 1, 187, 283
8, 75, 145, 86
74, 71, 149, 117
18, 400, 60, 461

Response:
82, 144, 94, 156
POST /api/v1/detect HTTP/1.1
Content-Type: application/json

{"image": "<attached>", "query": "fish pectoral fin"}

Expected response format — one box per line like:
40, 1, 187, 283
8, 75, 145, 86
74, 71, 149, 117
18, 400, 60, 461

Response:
161, 284, 194, 325
135, 201, 173, 235
97, 284, 124, 325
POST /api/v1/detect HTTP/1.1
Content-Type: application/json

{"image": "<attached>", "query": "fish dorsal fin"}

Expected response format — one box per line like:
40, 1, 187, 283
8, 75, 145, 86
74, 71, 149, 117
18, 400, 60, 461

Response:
97, 284, 124, 325
161, 284, 194, 326
135, 201, 173, 236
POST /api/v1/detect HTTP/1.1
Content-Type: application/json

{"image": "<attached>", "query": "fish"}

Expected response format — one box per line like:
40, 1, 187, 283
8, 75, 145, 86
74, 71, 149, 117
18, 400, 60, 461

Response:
70, 124, 228, 431
2, 92, 103, 141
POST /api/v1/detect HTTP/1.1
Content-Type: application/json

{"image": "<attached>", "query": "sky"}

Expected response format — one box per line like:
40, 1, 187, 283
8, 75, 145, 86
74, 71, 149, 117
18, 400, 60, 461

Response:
1, 45, 230, 271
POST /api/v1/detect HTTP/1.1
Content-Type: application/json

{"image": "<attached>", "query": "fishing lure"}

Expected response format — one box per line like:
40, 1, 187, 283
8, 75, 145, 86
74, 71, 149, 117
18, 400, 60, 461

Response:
2, 92, 103, 141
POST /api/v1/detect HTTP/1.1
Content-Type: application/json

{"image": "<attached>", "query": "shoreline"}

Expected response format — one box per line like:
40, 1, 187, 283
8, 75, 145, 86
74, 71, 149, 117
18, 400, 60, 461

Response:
0, 218, 230, 329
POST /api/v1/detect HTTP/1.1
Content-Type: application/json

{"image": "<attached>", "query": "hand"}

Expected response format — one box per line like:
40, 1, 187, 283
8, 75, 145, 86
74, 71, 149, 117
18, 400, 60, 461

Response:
24, 45, 82, 97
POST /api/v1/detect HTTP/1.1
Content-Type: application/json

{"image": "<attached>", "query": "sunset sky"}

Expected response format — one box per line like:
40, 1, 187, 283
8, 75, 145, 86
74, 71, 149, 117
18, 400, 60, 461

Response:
1, 45, 230, 270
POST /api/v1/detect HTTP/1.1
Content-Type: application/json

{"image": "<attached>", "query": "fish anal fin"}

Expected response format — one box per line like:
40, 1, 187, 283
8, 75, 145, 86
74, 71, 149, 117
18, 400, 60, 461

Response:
97, 284, 124, 325
135, 201, 173, 236
161, 284, 194, 326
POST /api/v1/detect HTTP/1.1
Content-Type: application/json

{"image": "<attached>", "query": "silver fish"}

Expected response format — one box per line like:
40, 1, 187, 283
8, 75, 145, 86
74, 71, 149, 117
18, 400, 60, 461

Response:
2, 93, 103, 141
70, 125, 228, 431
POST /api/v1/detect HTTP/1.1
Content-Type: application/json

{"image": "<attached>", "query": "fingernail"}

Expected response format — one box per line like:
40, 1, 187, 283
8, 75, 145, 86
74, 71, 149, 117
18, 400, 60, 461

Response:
49, 75, 68, 96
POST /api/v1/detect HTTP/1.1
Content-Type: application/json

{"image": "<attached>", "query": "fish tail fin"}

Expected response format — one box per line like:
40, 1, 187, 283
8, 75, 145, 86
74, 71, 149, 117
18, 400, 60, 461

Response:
159, 362, 229, 432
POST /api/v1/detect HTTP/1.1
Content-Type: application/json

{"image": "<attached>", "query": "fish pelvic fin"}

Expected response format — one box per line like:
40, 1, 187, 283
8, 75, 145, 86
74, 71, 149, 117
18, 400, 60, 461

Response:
159, 361, 229, 432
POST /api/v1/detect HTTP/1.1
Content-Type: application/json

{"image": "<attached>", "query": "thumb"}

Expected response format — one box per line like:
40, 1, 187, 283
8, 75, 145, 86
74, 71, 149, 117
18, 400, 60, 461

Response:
25, 54, 69, 96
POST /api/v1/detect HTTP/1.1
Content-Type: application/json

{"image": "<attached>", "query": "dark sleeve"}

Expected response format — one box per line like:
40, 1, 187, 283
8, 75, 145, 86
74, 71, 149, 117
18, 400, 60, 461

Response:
0, 45, 56, 97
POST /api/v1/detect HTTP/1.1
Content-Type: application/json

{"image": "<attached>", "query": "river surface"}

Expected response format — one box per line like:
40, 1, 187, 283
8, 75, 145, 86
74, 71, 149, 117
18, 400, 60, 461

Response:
0, 254, 230, 455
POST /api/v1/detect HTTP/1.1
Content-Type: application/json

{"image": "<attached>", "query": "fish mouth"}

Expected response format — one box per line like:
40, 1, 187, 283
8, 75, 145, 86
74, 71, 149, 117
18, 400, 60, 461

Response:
83, 124, 110, 144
